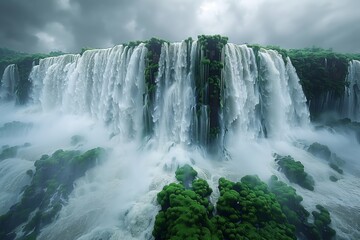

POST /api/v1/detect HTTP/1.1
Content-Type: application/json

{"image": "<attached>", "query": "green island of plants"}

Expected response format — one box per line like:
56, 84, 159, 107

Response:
153, 164, 336, 240
0, 147, 105, 240
274, 154, 315, 191
269, 175, 336, 239
307, 142, 344, 175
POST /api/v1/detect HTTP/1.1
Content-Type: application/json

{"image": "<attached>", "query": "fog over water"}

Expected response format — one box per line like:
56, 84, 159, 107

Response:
0, 42, 359, 240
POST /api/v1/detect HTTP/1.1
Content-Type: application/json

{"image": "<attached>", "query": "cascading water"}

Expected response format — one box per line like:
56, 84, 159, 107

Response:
0, 64, 19, 101
223, 44, 309, 139
257, 49, 310, 138
0, 40, 359, 240
152, 41, 197, 148
30, 45, 147, 141
342, 60, 360, 121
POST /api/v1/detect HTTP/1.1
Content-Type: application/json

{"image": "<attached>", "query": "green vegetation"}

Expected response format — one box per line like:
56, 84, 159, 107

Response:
197, 35, 228, 142
312, 205, 337, 239
143, 37, 167, 136
274, 154, 315, 191
175, 164, 198, 188
287, 47, 360, 118
144, 37, 167, 95
269, 176, 336, 239
307, 142, 344, 175
248, 44, 289, 63
155, 165, 337, 240
214, 175, 296, 240
153, 180, 215, 239
0, 147, 105, 240
0, 48, 64, 104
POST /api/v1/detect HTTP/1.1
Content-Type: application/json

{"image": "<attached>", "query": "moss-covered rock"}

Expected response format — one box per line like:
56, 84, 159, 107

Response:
269, 176, 336, 240
312, 205, 336, 239
153, 183, 215, 239
215, 175, 296, 240
308, 142, 331, 160
0, 147, 106, 240
175, 164, 198, 188
154, 166, 336, 240
197, 35, 228, 143
308, 142, 344, 174
0, 145, 19, 160
275, 154, 315, 191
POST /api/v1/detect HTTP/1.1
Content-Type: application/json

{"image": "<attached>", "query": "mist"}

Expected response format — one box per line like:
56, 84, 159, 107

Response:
0, 41, 359, 240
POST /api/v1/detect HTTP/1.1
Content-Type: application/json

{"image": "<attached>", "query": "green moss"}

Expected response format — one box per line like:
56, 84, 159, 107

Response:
175, 164, 198, 188
143, 37, 168, 136
196, 35, 228, 143
153, 182, 215, 240
275, 154, 315, 191
154, 171, 298, 240
269, 176, 336, 240
215, 175, 296, 240
312, 205, 336, 239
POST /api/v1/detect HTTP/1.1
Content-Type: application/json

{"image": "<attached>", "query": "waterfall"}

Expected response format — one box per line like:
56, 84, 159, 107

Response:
29, 43, 310, 144
223, 45, 309, 139
3, 41, 360, 240
152, 41, 198, 148
223, 44, 262, 138
342, 60, 360, 121
30, 44, 147, 141
0, 64, 19, 101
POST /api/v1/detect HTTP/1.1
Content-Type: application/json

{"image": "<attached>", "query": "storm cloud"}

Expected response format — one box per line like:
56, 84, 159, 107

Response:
0, 0, 359, 53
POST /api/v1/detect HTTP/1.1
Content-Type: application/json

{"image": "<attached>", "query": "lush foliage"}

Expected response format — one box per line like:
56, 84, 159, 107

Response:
269, 176, 336, 239
197, 35, 228, 141
0, 147, 105, 240
143, 37, 167, 135
274, 154, 315, 190
153, 167, 215, 240
154, 165, 319, 240
214, 175, 296, 240
175, 164, 198, 188
287, 47, 360, 118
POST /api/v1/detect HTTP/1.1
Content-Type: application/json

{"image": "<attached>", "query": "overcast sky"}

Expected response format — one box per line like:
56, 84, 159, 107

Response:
0, 0, 359, 54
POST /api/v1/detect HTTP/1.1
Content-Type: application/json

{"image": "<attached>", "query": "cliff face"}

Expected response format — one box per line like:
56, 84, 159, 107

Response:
288, 49, 353, 119
1, 39, 360, 122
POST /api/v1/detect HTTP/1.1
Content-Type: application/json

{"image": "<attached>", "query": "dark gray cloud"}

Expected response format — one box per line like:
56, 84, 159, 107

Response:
0, 0, 359, 53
